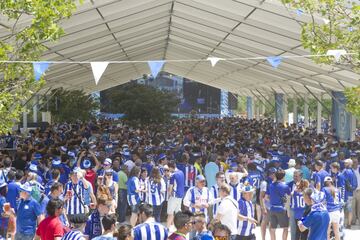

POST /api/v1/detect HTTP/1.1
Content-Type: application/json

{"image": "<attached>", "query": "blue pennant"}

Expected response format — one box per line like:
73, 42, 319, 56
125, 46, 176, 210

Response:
148, 61, 165, 78
267, 56, 282, 68
296, 9, 304, 16
33, 62, 50, 81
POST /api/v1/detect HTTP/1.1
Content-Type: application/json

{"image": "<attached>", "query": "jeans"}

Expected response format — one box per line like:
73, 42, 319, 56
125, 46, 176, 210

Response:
153, 205, 162, 222
117, 189, 128, 222
15, 232, 35, 240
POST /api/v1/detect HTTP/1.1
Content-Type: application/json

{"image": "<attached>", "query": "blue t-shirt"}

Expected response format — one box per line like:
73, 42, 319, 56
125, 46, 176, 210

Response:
170, 170, 185, 198
246, 171, 263, 189
16, 198, 42, 235
290, 191, 306, 219
313, 170, 330, 190
302, 210, 330, 240
267, 181, 290, 212
6, 181, 19, 210
322, 187, 342, 212
127, 176, 141, 205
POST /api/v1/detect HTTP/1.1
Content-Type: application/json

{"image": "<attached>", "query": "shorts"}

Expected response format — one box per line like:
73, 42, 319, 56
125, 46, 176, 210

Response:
270, 210, 289, 229
345, 197, 353, 211
255, 189, 260, 205
236, 234, 256, 240
130, 203, 140, 214
167, 197, 182, 215
329, 210, 341, 224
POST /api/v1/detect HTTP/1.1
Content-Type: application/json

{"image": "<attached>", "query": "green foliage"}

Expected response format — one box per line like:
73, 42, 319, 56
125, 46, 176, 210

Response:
282, 0, 360, 118
105, 83, 180, 124
47, 88, 99, 123
287, 97, 332, 119
0, 0, 81, 134
344, 86, 360, 118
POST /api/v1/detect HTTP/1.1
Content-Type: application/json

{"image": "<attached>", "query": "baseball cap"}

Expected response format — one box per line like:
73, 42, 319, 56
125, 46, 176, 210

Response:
52, 158, 62, 167
344, 158, 353, 165
288, 159, 296, 167
267, 167, 277, 174
324, 176, 333, 182
71, 167, 82, 174
19, 182, 32, 193
157, 153, 166, 161
104, 158, 112, 166
196, 175, 206, 181
29, 163, 38, 172
242, 185, 255, 193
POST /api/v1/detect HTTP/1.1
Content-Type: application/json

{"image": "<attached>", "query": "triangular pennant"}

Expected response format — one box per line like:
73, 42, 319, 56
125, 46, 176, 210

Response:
326, 49, 347, 62
148, 61, 165, 78
91, 62, 109, 85
207, 57, 222, 67
33, 62, 50, 81
348, 27, 353, 32
267, 56, 283, 68
296, 9, 304, 16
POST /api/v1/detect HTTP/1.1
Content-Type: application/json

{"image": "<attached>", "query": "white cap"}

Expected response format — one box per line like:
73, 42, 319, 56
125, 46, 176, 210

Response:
288, 159, 296, 167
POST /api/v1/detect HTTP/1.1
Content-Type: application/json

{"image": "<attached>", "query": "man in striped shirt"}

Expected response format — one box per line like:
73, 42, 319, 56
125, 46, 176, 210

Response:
238, 185, 258, 240
133, 203, 168, 240
61, 214, 88, 240
210, 172, 226, 217
183, 175, 210, 221
64, 168, 90, 215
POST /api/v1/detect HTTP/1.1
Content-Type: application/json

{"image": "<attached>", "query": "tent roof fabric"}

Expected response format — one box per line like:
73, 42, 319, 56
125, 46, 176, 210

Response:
2, 0, 359, 96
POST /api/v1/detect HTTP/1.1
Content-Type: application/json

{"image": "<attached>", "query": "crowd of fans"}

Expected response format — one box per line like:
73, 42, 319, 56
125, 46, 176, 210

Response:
0, 118, 359, 240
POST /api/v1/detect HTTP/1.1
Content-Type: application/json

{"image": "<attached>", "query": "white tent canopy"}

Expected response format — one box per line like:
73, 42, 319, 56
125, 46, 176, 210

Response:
2, 0, 359, 96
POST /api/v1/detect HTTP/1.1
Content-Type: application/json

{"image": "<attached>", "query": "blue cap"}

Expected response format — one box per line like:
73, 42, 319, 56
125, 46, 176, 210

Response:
268, 167, 277, 174
68, 151, 76, 158
34, 153, 42, 159
52, 158, 61, 167
242, 185, 255, 193
29, 164, 38, 172
19, 182, 32, 193
230, 162, 238, 169
157, 153, 166, 161
330, 152, 338, 158
60, 146, 67, 152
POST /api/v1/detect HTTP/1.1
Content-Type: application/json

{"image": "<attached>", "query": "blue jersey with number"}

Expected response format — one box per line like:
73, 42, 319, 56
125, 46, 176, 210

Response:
290, 191, 306, 219
323, 187, 342, 212
247, 171, 262, 189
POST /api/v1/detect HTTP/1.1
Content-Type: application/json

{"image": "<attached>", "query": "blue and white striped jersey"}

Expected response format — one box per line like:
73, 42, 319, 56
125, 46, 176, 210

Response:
133, 220, 168, 240
61, 230, 86, 240
64, 180, 86, 215
127, 176, 141, 206
146, 178, 166, 206
230, 183, 243, 202
210, 184, 220, 216
183, 186, 210, 220
238, 198, 255, 236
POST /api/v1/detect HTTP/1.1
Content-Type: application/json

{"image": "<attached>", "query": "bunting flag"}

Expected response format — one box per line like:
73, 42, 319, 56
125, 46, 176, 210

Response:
296, 9, 304, 16
33, 62, 50, 81
323, 18, 330, 24
207, 57, 222, 67
267, 56, 283, 68
90, 62, 109, 85
148, 61, 165, 78
348, 27, 353, 32
326, 49, 347, 62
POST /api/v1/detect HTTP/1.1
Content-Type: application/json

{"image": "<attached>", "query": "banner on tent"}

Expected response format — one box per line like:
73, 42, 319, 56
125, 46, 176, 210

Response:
332, 91, 351, 141
275, 93, 284, 124
246, 96, 253, 119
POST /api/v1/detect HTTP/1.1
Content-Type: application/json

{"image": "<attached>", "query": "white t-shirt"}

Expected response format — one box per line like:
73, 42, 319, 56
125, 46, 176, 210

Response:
216, 196, 238, 235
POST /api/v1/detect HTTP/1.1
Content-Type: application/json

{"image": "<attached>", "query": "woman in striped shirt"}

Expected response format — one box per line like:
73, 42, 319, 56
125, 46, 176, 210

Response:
146, 167, 166, 222
127, 166, 142, 226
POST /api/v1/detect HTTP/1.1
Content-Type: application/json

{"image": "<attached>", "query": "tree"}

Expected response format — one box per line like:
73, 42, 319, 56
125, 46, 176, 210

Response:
104, 83, 179, 124
0, 0, 81, 134
47, 88, 99, 123
281, 0, 360, 118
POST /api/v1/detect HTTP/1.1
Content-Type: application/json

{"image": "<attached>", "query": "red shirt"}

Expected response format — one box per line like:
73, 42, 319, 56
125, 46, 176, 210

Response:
36, 216, 64, 240
85, 169, 96, 190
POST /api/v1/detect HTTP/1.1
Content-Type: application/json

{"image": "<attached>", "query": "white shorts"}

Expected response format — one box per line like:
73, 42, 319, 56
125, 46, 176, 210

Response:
329, 210, 341, 224
167, 197, 182, 215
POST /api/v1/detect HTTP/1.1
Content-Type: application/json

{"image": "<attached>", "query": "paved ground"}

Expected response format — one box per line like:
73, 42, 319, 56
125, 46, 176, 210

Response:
252, 225, 360, 240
